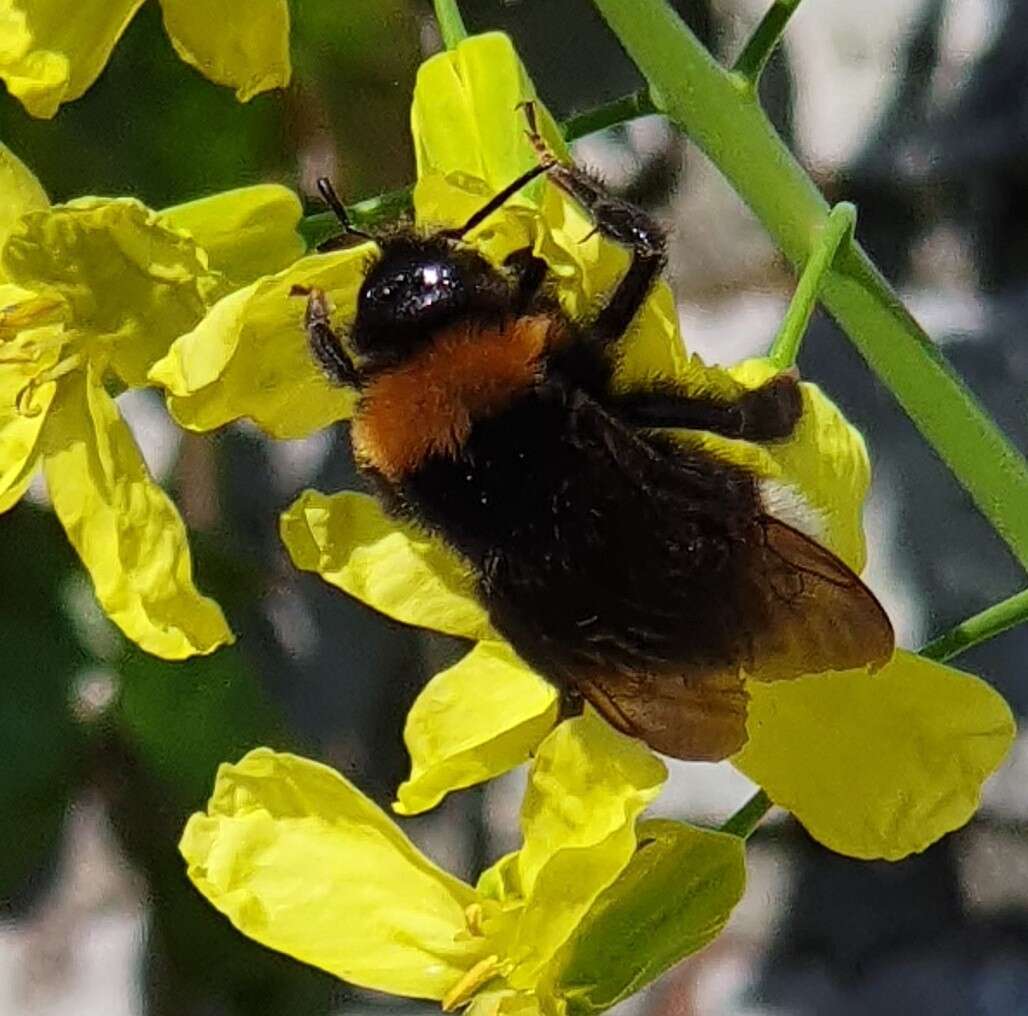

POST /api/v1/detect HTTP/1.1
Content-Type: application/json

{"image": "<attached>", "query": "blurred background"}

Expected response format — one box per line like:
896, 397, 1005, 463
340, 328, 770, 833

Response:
1, 0, 1027, 1013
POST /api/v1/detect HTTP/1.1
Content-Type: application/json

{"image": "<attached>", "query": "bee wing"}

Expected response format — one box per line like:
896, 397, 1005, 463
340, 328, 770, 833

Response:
575, 668, 750, 763
568, 517, 894, 763
741, 516, 894, 682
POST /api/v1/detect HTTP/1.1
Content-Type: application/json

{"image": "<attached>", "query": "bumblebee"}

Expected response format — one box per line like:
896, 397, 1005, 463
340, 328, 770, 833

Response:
299, 109, 894, 762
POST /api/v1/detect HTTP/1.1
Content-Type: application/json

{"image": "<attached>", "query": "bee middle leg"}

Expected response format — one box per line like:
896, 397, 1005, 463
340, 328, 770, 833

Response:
609, 372, 803, 442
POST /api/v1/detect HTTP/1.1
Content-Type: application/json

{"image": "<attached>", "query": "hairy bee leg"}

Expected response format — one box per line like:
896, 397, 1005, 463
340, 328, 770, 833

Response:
295, 285, 362, 388
523, 101, 667, 346
503, 247, 548, 308
610, 372, 803, 441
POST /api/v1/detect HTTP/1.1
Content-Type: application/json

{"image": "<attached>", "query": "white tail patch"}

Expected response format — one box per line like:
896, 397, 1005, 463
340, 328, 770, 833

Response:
759, 479, 825, 541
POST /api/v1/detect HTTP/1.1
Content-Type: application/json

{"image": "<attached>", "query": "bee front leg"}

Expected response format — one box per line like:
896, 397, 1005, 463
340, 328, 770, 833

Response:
293, 285, 362, 388
523, 103, 667, 347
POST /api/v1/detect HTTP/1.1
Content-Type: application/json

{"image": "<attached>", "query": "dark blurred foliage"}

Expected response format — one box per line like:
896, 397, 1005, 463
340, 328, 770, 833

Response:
1, 2, 1026, 1015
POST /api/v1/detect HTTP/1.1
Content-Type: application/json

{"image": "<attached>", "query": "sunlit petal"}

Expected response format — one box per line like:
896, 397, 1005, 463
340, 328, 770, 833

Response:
158, 0, 290, 101
41, 367, 232, 658
3, 198, 222, 386
281, 488, 495, 641
180, 748, 483, 998
395, 641, 558, 816
159, 184, 304, 287
733, 649, 1015, 859
0, 0, 144, 118
150, 249, 362, 438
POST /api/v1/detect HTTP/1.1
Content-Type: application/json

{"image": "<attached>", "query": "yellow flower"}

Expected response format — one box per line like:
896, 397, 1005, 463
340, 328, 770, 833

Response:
153, 32, 1015, 857
0, 141, 305, 657
181, 713, 747, 1014
0, 0, 290, 118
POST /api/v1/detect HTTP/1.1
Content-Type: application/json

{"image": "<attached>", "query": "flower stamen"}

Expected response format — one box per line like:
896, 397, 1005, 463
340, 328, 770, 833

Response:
441, 955, 502, 1012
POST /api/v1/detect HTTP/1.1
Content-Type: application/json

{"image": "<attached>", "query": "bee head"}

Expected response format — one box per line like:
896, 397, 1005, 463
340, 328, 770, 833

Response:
350, 235, 508, 370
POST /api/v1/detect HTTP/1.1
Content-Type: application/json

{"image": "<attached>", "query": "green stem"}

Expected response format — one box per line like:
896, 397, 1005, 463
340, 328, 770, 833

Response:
769, 202, 856, 368
433, 0, 469, 49
732, 0, 804, 88
719, 789, 772, 838
720, 587, 1028, 839
563, 89, 657, 141
591, 0, 1028, 572
299, 187, 414, 249
921, 588, 1028, 663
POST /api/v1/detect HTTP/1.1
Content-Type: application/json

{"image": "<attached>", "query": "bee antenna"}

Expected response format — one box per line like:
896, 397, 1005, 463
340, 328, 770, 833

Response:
316, 177, 373, 242
445, 162, 551, 240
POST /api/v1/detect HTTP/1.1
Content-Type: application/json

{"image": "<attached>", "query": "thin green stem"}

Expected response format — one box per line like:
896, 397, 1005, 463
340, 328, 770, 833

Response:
720, 587, 1028, 840
769, 202, 856, 368
719, 789, 772, 838
591, 0, 1028, 572
921, 588, 1028, 663
563, 89, 657, 141
433, 0, 469, 49
732, 0, 804, 88
300, 187, 414, 249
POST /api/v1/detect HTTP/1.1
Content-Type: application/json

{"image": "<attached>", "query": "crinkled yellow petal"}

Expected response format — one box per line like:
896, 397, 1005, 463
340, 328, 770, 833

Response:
733, 649, 1015, 860
0, 320, 64, 511
158, 0, 290, 101
504, 710, 667, 988
149, 249, 360, 438
281, 488, 495, 641
2, 198, 222, 387
0, 142, 48, 268
180, 748, 483, 998
159, 184, 304, 288
41, 367, 232, 658
0, 0, 145, 118
395, 641, 559, 816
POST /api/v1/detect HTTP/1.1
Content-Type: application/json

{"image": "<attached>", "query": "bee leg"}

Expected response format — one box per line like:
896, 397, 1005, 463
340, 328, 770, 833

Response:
522, 103, 667, 346
557, 683, 585, 721
503, 247, 548, 309
611, 372, 803, 442
293, 285, 361, 388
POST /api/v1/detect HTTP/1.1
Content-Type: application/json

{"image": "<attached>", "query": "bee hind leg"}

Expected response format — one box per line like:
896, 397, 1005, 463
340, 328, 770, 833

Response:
610, 372, 803, 442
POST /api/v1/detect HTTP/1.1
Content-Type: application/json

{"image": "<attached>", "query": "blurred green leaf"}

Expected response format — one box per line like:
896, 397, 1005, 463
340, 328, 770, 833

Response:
0, 505, 87, 909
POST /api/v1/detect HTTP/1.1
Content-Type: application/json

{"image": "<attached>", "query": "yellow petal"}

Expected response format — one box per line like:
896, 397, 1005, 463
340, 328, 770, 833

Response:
180, 748, 483, 998
0, 0, 145, 118
506, 709, 667, 988
411, 32, 567, 227
395, 641, 559, 816
149, 249, 360, 438
0, 320, 64, 510
41, 367, 232, 658
2, 198, 222, 387
733, 649, 1015, 860
158, 0, 290, 101
281, 489, 495, 641
467, 990, 544, 1016
0, 141, 48, 267
159, 184, 304, 288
